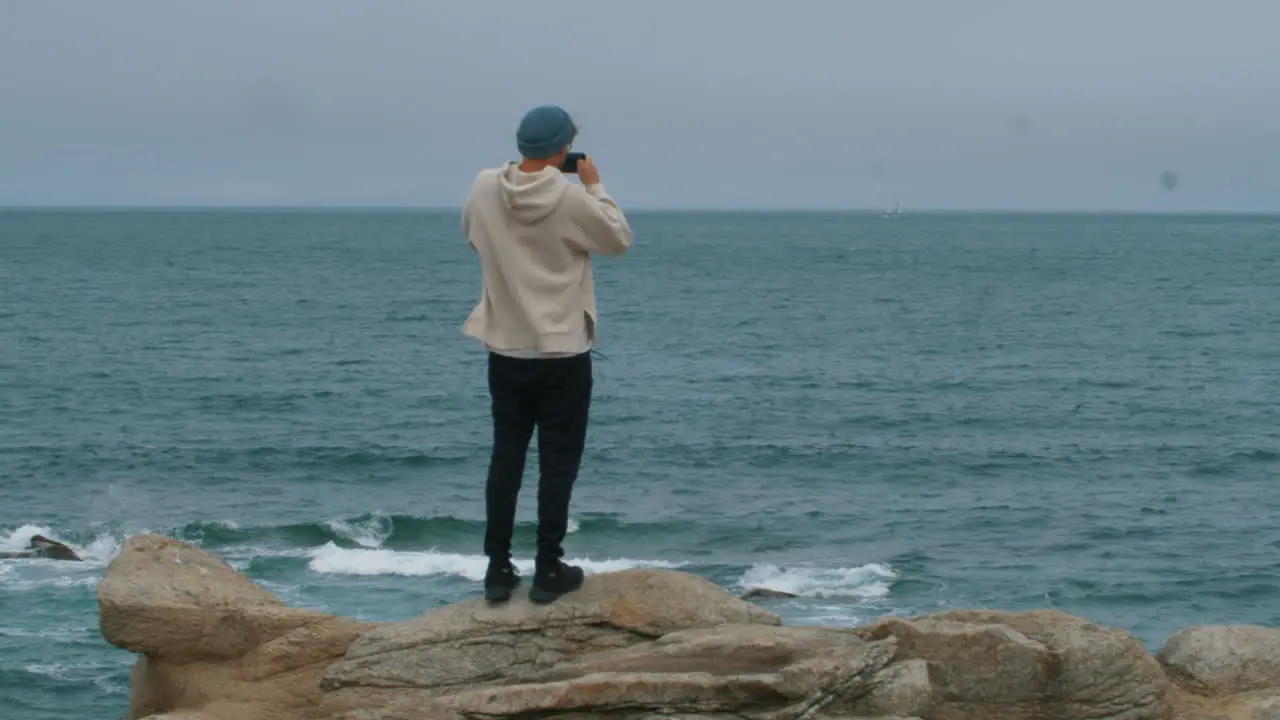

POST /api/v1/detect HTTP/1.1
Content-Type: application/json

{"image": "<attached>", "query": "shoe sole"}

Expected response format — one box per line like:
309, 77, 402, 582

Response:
528, 577, 584, 605
484, 580, 521, 603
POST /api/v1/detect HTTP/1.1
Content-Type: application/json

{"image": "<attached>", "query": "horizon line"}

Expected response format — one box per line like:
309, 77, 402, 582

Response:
2, 204, 1279, 216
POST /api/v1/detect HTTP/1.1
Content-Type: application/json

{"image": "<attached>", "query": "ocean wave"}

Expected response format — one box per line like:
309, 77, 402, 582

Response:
0, 524, 120, 564
175, 513, 581, 550
21, 662, 128, 695
307, 542, 682, 580
0, 624, 96, 643
5, 443, 484, 470
200, 444, 478, 469
1, 574, 100, 592
0, 524, 123, 594
0, 524, 54, 554
737, 562, 897, 599
2, 519, 898, 608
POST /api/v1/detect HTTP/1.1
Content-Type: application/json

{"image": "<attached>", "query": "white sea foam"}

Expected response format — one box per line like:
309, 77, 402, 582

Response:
80, 533, 123, 563
322, 513, 580, 547
24, 663, 73, 680
307, 542, 681, 580
0, 524, 55, 552
0, 523, 126, 593
0, 624, 93, 642
23, 661, 129, 694
0, 523, 121, 564
4, 574, 101, 592
223, 545, 313, 573
782, 605, 888, 629
737, 562, 896, 599
324, 516, 391, 548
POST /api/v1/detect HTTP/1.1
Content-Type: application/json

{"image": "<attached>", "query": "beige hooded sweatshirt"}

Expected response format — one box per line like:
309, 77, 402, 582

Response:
461, 162, 633, 356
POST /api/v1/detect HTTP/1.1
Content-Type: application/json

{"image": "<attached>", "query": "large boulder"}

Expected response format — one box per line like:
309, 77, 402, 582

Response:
852, 609, 1173, 720
327, 624, 900, 720
320, 569, 794, 717
323, 568, 779, 693
1157, 625, 1280, 696
97, 533, 371, 720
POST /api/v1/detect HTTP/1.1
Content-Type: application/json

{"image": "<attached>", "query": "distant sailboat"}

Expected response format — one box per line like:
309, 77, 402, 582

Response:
881, 199, 901, 218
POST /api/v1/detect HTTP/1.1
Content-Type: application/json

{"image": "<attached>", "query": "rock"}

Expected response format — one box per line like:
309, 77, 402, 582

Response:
854, 609, 1173, 720
321, 569, 788, 716
852, 658, 933, 718
98, 532, 1280, 720
429, 625, 896, 719
97, 533, 372, 720
29, 533, 83, 560
740, 588, 799, 600
1249, 695, 1280, 720
0, 533, 82, 561
1157, 626, 1280, 696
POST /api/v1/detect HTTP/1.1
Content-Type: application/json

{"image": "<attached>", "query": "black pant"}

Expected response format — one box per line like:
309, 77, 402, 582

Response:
483, 350, 592, 565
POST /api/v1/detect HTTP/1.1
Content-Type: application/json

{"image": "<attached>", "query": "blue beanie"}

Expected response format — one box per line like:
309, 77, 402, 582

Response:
516, 105, 576, 159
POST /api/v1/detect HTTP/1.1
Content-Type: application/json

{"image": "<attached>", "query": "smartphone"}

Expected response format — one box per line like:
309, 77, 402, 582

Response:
560, 152, 585, 174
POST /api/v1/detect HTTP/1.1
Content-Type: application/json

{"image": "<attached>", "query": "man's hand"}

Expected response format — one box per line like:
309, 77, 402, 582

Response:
578, 156, 601, 187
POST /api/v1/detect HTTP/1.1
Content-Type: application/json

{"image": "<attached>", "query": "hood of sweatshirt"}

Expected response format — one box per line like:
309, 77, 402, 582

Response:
497, 162, 572, 224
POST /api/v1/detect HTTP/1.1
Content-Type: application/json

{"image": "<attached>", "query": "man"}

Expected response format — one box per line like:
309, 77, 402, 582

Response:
461, 105, 633, 604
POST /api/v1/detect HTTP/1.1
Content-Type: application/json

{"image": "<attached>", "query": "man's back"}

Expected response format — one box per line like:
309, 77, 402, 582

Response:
462, 161, 632, 356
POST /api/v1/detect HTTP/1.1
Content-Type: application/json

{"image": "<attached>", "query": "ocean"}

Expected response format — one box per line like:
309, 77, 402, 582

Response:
1, 208, 1277, 718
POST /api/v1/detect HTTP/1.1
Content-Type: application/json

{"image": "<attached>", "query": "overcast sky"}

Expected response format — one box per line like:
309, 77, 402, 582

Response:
1, 1, 1277, 210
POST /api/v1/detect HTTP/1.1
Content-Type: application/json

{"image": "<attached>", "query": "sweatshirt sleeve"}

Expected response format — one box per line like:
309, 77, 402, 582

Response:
462, 199, 479, 252
460, 170, 485, 251
563, 183, 634, 256
461, 196, 472, 242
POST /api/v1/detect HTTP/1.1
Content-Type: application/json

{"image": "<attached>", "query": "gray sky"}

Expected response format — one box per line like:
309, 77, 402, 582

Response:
2, 1, 1277, 211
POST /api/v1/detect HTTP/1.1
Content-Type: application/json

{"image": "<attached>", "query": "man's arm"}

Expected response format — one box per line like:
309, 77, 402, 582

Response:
563, 158, 633, 256
461, 175, 479, 251
565, 184, 632, 256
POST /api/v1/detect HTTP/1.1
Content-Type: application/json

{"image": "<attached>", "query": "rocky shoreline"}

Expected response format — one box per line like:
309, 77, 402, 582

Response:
97, 533, 1280, 720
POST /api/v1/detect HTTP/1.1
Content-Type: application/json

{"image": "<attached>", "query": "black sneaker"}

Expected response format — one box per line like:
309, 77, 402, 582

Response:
528, 559, 585, 605
484, 559, 521, 603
